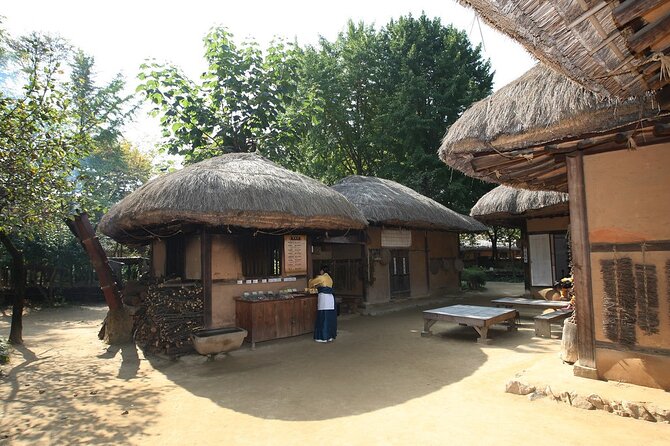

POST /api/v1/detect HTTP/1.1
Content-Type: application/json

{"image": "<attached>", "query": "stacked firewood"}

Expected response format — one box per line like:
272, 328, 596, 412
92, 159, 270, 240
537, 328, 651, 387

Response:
133, 283, 204, 356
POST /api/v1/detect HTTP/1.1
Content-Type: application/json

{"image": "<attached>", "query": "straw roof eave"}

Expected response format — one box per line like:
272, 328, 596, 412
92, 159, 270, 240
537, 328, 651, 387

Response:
455, 0, 670, 99
470, 185, 569, 225
98, 153, 368, 244
439, 64, 670, 192
332, 176, 489, 233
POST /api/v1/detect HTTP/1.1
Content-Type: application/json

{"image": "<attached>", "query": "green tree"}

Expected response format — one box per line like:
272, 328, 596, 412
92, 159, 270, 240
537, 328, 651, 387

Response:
379, 15, 494, 213
0, 30, 142, 344
138, 28, 301, 164
287, 15, 495, 212
0, 32, 80, 344
78, 141, 153, 218
140, 16, 495, 213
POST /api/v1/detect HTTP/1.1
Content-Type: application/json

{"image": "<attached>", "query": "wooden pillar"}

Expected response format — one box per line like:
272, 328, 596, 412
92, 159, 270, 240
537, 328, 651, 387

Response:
521, 220, 532, 296
306, 235, 313, 280
424, 231, 430, 293
566, 153, 598, 378
362, 231, 370, 303
201, 227, 213, 328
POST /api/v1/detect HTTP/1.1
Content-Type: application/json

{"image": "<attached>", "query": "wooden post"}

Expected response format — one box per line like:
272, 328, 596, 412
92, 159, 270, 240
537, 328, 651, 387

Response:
521, 220, 532, 296
201, 227, 213, 328
361, 231, 371, 304
566, 153, 598, 378
424, 231, 430, 294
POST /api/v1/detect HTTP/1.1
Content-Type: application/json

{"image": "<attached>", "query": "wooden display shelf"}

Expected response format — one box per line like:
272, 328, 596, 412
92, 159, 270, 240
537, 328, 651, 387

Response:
235, 295, 317, 349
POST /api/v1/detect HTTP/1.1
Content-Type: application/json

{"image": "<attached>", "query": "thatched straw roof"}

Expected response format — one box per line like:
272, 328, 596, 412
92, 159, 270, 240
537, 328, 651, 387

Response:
455, 1, 670, 99
471, 186, 569, 225
99, 153, 367, 244
331, 176, 488, 232
439, 64, 666, 191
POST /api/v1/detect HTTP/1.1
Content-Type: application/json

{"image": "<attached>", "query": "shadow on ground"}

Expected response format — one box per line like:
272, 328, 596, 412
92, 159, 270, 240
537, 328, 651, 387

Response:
147, 288, 558, 422
0, 307, 162, 445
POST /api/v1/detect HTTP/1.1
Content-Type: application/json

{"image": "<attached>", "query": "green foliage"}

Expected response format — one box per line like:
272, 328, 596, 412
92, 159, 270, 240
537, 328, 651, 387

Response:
138, 28, 302, 164
78, 141, 153, 218
461, 267, 487, 290
272, 15, 496, 213
139, 16, 495, 213
68, 50, 136, 148
0, 32, 81, 238
0, 338, 9, 364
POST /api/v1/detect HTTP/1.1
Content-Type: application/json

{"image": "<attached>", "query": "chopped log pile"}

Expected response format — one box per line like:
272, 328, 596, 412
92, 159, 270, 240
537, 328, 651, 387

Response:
132, 282, 204, 356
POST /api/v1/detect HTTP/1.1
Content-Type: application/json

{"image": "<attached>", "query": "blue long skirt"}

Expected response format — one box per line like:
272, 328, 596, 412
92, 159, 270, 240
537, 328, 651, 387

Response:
314, 309, 337, 341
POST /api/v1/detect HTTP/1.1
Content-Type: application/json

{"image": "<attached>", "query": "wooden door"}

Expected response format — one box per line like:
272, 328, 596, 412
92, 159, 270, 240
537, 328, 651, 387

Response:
529, 234, 553, 286
389, 249, 410, 297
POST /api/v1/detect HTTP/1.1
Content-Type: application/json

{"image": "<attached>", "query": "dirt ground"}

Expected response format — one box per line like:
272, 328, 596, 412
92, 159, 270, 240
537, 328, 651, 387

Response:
1, 283, 668, 445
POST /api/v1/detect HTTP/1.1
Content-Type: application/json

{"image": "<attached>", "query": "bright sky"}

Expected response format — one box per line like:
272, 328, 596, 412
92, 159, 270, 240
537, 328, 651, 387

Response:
2, 0, 536, 152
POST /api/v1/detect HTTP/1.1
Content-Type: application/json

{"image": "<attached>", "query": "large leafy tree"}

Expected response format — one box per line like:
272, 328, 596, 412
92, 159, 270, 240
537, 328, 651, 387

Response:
0, 32, 80, 344
0, 29, 142, 344
138, 28, 301, 164
140, 16, 495, 213
287, 15, 495, 212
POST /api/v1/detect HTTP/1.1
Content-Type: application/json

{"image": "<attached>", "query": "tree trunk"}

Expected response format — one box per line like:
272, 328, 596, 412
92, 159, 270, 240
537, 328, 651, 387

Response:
488, 228, 499, 268
0, 232, 26, 345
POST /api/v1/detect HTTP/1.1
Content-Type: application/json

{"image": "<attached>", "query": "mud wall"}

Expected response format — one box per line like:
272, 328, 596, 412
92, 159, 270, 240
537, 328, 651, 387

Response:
583, 143, 670, 390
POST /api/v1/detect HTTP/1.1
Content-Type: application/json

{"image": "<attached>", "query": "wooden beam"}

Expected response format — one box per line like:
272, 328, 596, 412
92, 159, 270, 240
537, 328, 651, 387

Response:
470, 151, 533, 172
595, 340, 670, 358
613, 0, 667, 28
201, 227, 213, 328
627, 10, 670, 54
566, 153, 596, 371
499, 158, 557, 180
591, 240, 670, 252
569, 1, 608, 28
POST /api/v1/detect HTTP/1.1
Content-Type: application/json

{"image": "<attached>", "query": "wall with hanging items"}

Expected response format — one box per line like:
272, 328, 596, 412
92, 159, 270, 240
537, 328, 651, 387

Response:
584, 144, 670, 390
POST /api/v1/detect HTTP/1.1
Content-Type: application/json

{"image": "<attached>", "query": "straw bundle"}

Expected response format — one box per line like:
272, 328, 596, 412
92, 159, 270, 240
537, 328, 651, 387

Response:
99, 153, 367, 244
470, 185, 569, 223
331, 175, 488, 232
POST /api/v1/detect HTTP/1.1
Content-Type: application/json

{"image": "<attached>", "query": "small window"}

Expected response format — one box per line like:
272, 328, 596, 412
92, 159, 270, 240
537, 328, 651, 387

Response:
165, 235, 185, 278
241, 235, 282, 277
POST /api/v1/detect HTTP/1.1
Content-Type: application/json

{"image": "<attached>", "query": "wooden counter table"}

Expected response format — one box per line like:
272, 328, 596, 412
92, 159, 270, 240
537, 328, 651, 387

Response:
235, 294, 317, 349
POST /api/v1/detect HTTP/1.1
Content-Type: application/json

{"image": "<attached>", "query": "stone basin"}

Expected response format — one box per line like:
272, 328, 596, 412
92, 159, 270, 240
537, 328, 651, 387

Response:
191, 327, 248, 355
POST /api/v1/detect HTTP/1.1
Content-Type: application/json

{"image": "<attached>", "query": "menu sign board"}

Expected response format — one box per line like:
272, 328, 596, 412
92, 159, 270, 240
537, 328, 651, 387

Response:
284, 235, 307, 275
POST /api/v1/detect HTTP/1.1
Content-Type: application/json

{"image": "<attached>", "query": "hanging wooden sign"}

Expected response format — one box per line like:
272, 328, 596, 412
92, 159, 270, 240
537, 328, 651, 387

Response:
284, 235, 307, 275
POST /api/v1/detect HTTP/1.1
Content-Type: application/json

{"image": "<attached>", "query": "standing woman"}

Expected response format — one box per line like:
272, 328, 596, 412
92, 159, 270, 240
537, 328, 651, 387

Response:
309, 265, 336, 343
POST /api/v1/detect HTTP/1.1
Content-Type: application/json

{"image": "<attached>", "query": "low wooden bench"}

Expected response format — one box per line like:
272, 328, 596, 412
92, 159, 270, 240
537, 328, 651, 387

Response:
534, 309, 573, 338
422, 305, 518, 344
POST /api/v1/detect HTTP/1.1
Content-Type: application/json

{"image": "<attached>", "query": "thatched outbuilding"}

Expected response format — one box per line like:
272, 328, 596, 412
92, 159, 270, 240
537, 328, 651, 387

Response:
99, 153, 366, 243
470, 186, 570, 294
331, 175, 487, 232
100, 153, 367, 344
442, 1, 670, 390
311, 175, 485, 308
471, 186, 569, 225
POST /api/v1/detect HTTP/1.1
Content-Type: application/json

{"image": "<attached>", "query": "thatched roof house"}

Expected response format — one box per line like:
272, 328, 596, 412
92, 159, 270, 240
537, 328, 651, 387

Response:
439, 64, 666, 192
471, 186, 569, 225
455, 1, 670, 99
331, 176, 487, 232
99, 153, 367, 243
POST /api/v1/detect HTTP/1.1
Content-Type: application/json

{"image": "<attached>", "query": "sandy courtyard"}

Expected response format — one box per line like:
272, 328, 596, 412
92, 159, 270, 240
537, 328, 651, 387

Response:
1, 285, 668, 445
